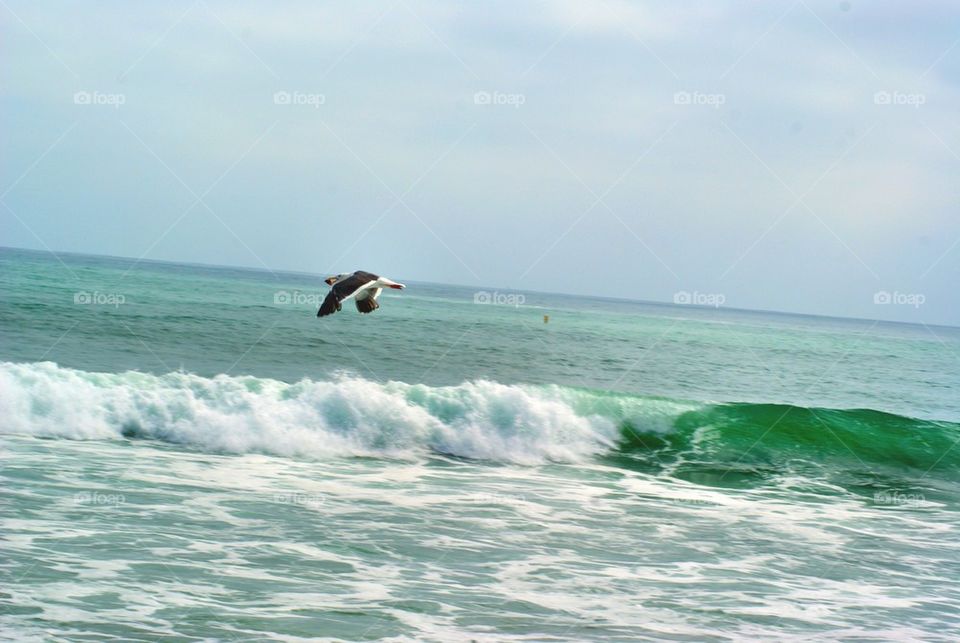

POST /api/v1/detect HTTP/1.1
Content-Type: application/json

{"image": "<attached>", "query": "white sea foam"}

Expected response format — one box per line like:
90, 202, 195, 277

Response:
0, 361, 618, 463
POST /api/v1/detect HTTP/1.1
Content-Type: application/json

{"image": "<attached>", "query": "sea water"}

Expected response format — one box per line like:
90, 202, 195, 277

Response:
2, 247, 959, 641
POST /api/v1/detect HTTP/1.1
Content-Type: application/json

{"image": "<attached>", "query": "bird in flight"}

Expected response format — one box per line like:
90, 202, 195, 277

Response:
317, 271, 405, 317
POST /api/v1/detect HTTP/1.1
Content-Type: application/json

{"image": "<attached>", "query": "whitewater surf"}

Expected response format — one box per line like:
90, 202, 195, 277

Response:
4, 361, 958, 492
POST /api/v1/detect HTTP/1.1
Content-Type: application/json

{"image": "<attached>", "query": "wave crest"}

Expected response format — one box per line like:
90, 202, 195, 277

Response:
3, 362, 958, 483
0, 361, 617, 463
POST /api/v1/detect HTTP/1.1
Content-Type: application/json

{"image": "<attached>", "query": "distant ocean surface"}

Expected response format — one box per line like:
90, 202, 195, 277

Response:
2, 246, 959, 641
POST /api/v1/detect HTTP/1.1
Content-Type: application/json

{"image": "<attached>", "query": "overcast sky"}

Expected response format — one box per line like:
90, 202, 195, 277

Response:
2, 1, 958, 324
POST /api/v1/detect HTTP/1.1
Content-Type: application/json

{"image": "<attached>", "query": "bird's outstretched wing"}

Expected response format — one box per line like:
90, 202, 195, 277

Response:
355, 288, 382, 313
316, 272, 379, 317
317, 290, 341, 317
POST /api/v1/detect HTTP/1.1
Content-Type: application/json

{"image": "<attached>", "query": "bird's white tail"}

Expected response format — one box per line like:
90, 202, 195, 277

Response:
378, 277, 405, 289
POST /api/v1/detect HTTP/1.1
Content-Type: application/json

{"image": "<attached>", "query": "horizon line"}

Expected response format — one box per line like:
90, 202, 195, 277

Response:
2, 244, 956, 331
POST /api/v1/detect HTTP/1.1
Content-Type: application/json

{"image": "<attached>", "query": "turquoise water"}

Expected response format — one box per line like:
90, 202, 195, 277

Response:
2, 247, 959, 641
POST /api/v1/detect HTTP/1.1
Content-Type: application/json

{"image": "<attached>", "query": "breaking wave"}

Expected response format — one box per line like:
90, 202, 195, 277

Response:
2, 361, 958, 484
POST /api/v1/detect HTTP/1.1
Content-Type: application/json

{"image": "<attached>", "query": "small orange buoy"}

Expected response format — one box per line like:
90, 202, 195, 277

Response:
543, 315, 549, 324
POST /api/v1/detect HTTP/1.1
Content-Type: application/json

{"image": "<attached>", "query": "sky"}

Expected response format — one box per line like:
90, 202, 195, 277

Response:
1, 1, 958, 325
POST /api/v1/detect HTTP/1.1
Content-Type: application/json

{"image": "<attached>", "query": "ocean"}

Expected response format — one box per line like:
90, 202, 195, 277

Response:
2, 246, 959, 641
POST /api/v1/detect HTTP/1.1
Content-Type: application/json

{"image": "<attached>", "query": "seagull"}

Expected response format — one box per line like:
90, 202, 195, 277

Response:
317, 271, 405, 317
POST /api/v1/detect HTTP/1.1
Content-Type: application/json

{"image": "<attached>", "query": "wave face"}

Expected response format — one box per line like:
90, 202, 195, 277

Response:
2, 361, 958, 485
616, 403, 960, 487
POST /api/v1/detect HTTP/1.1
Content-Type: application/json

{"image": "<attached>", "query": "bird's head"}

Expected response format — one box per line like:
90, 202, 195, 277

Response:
324, 276, 339, 286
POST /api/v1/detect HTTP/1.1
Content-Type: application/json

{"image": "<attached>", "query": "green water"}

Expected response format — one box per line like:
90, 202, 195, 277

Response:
2, 247, 959, 641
